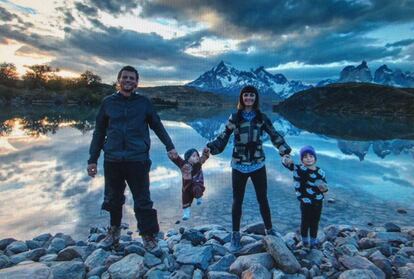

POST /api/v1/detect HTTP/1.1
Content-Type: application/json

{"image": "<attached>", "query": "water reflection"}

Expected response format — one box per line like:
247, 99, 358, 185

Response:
0, 106, 413, 240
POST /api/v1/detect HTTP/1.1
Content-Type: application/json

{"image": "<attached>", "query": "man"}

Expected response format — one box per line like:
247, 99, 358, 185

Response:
87, 65, 177, 250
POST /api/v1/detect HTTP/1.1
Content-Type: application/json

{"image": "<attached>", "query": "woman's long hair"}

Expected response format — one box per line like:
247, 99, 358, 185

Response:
237, 85, 260, 110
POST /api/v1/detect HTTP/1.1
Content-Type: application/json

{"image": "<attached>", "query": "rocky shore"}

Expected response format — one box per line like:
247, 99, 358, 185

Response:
0, 222, 413, 279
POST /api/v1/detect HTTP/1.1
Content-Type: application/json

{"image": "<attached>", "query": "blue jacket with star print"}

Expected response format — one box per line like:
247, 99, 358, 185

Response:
283, 163, 328, 204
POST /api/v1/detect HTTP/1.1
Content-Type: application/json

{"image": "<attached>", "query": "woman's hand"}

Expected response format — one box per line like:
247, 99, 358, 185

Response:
317, 183, 328, 193
282, 154, 293, 166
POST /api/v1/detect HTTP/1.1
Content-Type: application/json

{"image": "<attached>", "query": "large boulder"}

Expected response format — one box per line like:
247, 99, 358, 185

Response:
56, 247, 82, 261
204, 230, 231, 244
358, 238, 376, 249
238, 240, 265, 256
397, 263, 414, 279
242, 223, 266, 235
144, 252, 162, 268
368, 251, 393, 278
229, 252, 274, 276
6, 241, 28, 255
384, 223, 401, 232
338, 269, 377, 279
181, 229, 207, 246
33, 233, 52, 243
0, 255, 11, 269
174, 244, 213, 270
207, 254, 236, 272
339, 255, 385, 279
50, 261, 86, 279
20, 248, 47, 262
207, 271, 238, 279
107, 253, 145, 279
371, 232, 409, 245
263, 235, 301, 274
0, 261, 52, 279
193, 224, 227, 233
241, 263, 271, 279
0, 238, 16, 251
84, 248, 111, 271
145, 269, 171, 279
48, 238, 66, 253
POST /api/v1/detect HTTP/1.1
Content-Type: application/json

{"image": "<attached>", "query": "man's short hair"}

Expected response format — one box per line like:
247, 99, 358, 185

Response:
117, 66, 139, 81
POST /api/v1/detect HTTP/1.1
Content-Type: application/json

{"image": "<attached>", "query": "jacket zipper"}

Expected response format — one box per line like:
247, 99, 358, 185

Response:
122, 99, 127, 159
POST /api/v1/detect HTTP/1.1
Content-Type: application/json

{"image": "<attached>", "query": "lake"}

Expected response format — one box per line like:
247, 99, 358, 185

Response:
0, 105, 413, 240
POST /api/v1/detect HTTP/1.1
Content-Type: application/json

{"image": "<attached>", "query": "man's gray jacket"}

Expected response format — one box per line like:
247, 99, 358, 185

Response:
88, 92, 174, 164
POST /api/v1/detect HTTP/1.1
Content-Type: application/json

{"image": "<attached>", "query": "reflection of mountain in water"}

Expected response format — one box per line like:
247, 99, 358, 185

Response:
277, 109, 414, 141
185, 110, 301, 141
276, 103, 414, 160
338, 140, 414, 161
2, 106, 413, 161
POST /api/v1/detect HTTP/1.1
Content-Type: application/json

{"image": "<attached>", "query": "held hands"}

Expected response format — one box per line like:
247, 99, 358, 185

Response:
317, 183, 328, 193
315, 180, 328, 193
203, 147, 210, 156
282, 154, 293, 166
168, 149, 178, 160
87, 163, 97, 178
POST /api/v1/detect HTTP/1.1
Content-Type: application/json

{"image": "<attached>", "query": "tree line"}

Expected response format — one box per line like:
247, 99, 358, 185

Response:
0, 62, 103, 90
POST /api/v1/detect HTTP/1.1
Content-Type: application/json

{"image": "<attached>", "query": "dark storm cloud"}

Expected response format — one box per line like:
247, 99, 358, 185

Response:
0, 24, 61, 51
0, 5, 32, 28
0, 5, 17, 21
140, 0, 414, 37
2, 0, 413, 84
88, 18, 106, 30
74, 2, 98, 17
216, 30, 401, 71
386, 39, 414, 48
86, 0, 138, 15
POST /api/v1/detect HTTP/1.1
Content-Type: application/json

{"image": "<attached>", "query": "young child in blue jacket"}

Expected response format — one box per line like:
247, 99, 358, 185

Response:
282, 145, 328, 248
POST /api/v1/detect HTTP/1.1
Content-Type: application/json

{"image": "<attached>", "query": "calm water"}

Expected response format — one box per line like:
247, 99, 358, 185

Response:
0, 105, 413, 240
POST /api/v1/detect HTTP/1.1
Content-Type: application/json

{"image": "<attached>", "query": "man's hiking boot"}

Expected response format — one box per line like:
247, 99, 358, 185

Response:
98, 226, 121, 249
142, 234, 158, 251
229, 231, 242, 253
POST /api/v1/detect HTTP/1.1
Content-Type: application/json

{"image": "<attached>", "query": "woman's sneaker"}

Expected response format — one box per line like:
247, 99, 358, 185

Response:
299, 236, 310, 249
310, 238, 319, 249
229, 231, 242, 253
182, 207, 191, 220
265, 228, 278, 236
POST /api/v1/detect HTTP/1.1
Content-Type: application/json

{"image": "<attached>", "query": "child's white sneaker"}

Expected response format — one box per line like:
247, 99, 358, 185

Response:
182, 207, 191, 220
196, 197, 202, 205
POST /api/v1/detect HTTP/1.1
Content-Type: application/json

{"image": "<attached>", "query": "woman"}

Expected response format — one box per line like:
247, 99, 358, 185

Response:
206, 85, 291, 252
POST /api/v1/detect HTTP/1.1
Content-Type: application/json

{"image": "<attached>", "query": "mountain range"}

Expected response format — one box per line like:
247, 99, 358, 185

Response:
186, 61, 312, 100
187, 61, 414, 99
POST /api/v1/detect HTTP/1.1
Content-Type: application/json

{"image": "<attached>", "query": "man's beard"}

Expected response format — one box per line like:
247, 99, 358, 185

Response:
121, 84, 136, 93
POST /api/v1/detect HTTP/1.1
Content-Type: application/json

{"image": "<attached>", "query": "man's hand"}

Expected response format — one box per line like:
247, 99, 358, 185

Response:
282, 154, 293, 166
203, 147, 210, 156
168, 149, 178, 160
87, 163, 97, 178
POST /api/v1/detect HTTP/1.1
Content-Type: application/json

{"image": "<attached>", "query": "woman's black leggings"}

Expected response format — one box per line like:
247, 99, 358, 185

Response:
232, 166, 272, 231
300, 202, 322, 238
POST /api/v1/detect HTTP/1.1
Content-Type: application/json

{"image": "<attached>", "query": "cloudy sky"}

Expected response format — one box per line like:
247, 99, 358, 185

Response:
1, 0, 413, 85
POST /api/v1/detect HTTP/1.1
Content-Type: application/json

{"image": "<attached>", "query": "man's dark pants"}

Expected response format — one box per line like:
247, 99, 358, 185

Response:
102, 160, 159, 236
